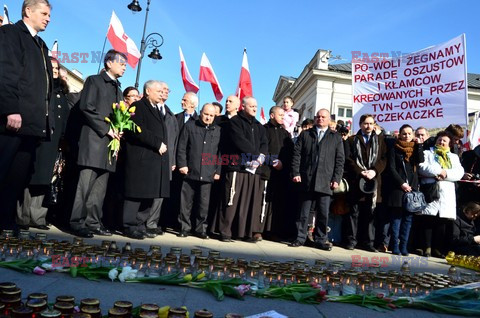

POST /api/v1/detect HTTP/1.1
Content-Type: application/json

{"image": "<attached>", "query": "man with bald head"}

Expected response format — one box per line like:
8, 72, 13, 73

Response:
290, 108, 345, 250
176, 103, 221, 239
121, 80, 171, 240
219, 96, 268, 242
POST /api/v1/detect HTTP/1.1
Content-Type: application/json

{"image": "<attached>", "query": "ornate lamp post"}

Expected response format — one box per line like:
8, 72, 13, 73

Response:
128, 0, 164, 89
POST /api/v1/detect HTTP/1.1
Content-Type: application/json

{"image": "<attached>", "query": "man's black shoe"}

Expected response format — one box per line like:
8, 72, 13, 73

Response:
220, 236, 233, 242
177, 231, 189, 238
31, 224, 50, 230
90, 228, 112, 236
244, 237, 257, 243
345, 244, 355, 250
18, 224, 30, 230
147, 228, 164, 236
364, 245, 378, 253
142, 231, 156, 239
288, 240, 303, 247
316, 242, 332, 251
196, 232, 209, 239
73, 228, 93, 238
124, 230, 145, 240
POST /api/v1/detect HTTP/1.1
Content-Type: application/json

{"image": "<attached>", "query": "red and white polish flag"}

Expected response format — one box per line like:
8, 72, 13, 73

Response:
236, 48, 253, 104
199, 53, 223, 102
179, 46, 199, 93
106, 11, 141, 68
260, 107, 267, 125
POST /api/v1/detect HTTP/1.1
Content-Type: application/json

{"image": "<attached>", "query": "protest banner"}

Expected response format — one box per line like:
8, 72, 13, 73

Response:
352, 34, 467, 132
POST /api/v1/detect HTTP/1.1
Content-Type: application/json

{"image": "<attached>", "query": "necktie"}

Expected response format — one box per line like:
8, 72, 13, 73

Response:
364, 134, 369, 144
318, 130, 325, 143
157, 105, 164, 118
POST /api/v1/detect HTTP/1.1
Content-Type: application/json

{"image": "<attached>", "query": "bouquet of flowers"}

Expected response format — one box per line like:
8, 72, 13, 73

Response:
105, 101, 141, 163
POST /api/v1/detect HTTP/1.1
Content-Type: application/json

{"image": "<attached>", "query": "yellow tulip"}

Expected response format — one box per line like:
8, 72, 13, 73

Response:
128, 106, 136, 113
181, 306, 189, 318
112, 103, 117, 110
120, 104, 126, 112
196, 272, 206, 280
158, 306, 170, 318
183, 274, 192, 282
136, 126, 142, 133
105, 117, 111, 123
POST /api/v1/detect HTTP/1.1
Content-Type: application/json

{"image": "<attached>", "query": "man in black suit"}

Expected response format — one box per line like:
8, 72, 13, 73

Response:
145, 81, 178, 236
122, 80, 170, 239
176, 103, 221, 239
0, 0, 53, 231
176, 92, 198, 132
289, 109, 345, 250
69, 50, 126, 238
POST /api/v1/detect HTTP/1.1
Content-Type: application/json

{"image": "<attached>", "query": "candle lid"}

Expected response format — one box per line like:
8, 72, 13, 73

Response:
27, 298, 47, 308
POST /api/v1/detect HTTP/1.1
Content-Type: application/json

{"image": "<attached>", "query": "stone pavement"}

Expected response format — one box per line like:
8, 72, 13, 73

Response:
0, 226, 463, 318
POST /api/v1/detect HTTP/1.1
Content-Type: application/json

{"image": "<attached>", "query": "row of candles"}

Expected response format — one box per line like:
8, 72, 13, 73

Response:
1, 230, 479, 298
0, 282, 219, 318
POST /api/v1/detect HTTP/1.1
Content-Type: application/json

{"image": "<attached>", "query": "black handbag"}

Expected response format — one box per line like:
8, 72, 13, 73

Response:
420, 182, 440, 203
403, 191, 427, 213
45, 151, 65, 206
401, 159, 427, 213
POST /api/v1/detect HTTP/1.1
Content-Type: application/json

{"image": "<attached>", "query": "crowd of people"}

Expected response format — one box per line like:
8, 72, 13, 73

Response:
1, 1, 480, 259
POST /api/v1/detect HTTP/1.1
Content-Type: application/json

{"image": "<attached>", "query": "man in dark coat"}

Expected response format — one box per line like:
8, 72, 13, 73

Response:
122, 80, 170, 240
176, 92, 199, 132
289, 109, 345, 250
145, 81, 178, 236
344, 114, 387, 252
0, 0, 53, 231
260, 106, 294, 239
219, 97, 268, 242
176, 103, 221, 239
69, 50, 125, 238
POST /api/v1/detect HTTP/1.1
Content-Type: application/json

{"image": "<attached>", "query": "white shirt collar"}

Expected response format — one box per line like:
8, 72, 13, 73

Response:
24, 22, 38, 37
105, 71, 117, 81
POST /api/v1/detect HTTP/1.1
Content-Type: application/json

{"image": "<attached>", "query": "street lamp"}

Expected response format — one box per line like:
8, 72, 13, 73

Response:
128, 0, 164, 89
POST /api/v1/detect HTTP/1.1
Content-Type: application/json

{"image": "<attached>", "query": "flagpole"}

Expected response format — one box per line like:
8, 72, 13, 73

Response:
97, 36, 108, 74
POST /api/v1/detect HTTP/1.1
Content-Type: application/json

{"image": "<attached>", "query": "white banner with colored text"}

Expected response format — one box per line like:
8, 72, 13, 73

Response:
352, 34, 467, 132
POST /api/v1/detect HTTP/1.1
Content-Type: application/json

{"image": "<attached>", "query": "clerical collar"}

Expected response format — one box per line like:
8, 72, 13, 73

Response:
24, 22, 38, 37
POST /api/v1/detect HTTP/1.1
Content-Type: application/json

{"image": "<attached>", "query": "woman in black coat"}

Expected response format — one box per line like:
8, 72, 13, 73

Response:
17, 57, 70, 230
386, 124, 424, 255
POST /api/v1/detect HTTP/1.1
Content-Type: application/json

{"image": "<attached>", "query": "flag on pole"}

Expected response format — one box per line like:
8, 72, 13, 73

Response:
236, 48, 253, 103
259, 107, 267, 125
48, 40, 58, 57
106, 11, 141, 68
199, 53, 223, 102
468, 112, 480, 150
179, 46, 199, 93
2, 4, 10, 25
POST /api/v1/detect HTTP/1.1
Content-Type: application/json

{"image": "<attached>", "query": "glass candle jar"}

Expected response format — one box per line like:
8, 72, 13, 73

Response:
168, 307, 187, 318
327, 277, 342, 296
108, 308, 128, 318
40, 309, 62, 318
27, 298, 48, 317
342, 273, 358, 295
140, 304, 159, 315
55, 296, 75, 305
80, 299, 100, 310
113, 301, 132, 314
11, 306, 33, 318
54, 302, 74, 318
81, 306, 101, 318
194, 310, 213, 318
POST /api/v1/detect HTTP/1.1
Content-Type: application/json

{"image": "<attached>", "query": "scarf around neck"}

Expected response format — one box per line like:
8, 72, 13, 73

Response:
395, 140, 415, 162
353, 132, 379, 170
434, 145, 452, 169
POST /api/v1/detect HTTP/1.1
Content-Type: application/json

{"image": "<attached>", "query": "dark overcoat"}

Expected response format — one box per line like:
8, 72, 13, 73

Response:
261, 121, 294, 181
385, 142, 424, 208
344, 130, 387, 202
226, 110, 268, 174
176, 119, 221, 183
176, 110, 198, 133
292, 127, 345, 194
76, 72, 122, 172
123, 97, 170, 199
0, 20, 53, 137
30, 80, 71, 185
164, 105, 179, 179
